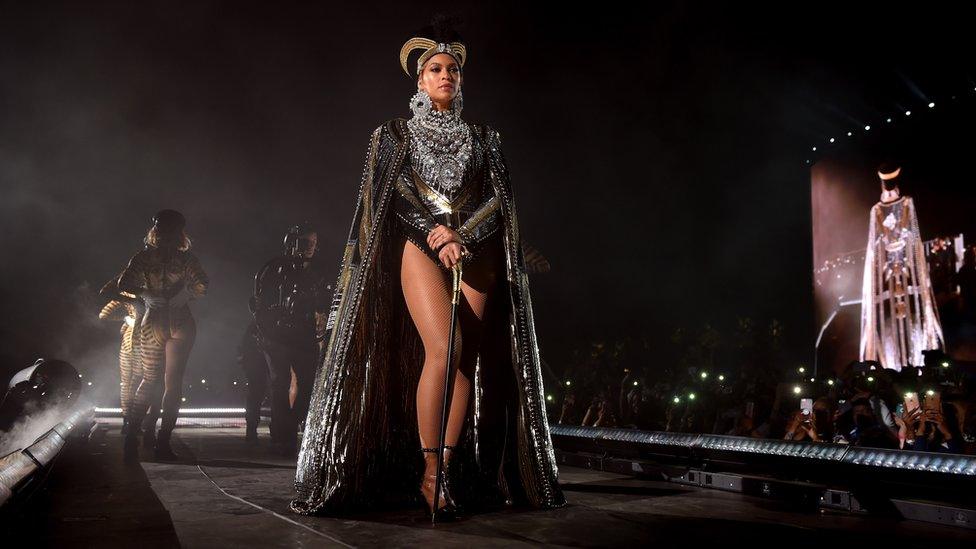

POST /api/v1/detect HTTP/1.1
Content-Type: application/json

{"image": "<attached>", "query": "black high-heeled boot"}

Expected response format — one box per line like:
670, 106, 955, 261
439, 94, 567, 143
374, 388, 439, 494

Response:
420, 447, 457, 522
440, 445, 462, 515
154, 429, 179, 461
123, 431, 140, 464
142, 426, 157, 451
122, 412, 140, 463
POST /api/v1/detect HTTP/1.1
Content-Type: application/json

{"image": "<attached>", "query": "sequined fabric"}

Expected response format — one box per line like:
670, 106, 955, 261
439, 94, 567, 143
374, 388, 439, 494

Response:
860, 196, 944, 369
406, 101, 472, 196
291, 118, 565, 515
393, 121, 499, 269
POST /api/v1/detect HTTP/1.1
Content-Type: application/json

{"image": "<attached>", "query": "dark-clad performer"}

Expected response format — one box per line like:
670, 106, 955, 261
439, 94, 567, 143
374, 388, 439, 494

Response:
119, 209, 208, 461
238, 321, 269, 442
251, 224, 328, 456
292, 19, 565, 519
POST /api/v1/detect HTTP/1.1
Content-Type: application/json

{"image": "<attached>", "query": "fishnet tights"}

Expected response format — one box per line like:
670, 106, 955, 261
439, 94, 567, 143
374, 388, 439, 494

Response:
399, 238, 499, 475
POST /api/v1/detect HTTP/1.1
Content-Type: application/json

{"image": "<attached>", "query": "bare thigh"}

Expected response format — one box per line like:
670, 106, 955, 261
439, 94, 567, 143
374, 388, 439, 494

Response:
399, 238, 501, 360
400, 238, 454, 354
165, 316, 196, 388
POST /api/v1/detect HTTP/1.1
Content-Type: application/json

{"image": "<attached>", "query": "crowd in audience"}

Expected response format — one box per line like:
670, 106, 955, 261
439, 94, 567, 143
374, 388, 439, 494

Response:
551, 320, 976, 455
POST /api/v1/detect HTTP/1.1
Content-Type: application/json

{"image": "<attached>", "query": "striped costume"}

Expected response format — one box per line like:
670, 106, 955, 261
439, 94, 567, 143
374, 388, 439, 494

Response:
119, 247, 209, 438
99, 299, 142, 417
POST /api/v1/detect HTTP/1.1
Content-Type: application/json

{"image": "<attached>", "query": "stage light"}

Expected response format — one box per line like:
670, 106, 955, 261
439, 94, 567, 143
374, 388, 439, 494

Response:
233, 381, 238, 385
95, 407, 249, 414
546, 394, 553, 401
551, 425, 976, 476
700, 372, 708, 379
928, 102, 935, 108
905, 110, 912, 116
718, 375, 725, 382
864, 125, 871, 131
812, 146, 817, 151
633, 381, 639, 386
867, 376, 875, 382
78, 374, 82, 378
827, 379, 835, 386
673, 397, 681, 404
941, 361, 950, 368
829, 138, 835, 143
201, 379, 206, 384
87, 382, 92, 386
688, 393, 696, 401
905, 392, 915, 399
843, 446, 976, 474
886, 118, 892, 123
181, 397, 187, 402
847, 131, 853, 136
565, 380, 572, 386
798, 367, 806, 374
793, 386, 802, 395
809, 378, 815, 382
926, 389, 935, 396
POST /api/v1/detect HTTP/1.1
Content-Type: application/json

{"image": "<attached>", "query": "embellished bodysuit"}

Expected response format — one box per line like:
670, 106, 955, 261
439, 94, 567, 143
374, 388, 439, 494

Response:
119, 248, 209, 345
117, 246, 209, 435
392, 109, 503, 269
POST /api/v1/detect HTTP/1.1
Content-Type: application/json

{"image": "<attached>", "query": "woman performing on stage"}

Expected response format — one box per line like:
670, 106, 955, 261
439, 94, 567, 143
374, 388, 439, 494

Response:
98, 275, 143, 435
118, 209, 209, 461
292, 20, 566, 520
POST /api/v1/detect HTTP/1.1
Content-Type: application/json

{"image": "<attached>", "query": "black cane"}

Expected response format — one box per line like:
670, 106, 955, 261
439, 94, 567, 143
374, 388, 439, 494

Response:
432, 259, 463, 523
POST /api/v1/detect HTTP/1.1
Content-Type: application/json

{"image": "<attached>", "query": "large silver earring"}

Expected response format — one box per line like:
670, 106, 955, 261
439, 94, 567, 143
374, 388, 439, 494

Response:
451, 89, 463, 114
409, 89, 432, 117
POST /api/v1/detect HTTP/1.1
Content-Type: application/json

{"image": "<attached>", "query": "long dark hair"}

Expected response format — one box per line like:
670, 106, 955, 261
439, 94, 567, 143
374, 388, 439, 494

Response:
144, 225, 192, 251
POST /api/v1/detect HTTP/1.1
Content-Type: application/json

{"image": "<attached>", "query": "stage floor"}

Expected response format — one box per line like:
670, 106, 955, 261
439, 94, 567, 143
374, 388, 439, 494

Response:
8, 422, 976, 548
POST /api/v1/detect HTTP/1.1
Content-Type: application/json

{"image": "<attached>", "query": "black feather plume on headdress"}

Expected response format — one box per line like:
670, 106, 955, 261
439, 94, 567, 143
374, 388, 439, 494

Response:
417, 13, 464, 43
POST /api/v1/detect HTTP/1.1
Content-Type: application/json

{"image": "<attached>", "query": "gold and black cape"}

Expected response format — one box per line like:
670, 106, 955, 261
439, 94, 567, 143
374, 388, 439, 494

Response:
291, 118, 565, 514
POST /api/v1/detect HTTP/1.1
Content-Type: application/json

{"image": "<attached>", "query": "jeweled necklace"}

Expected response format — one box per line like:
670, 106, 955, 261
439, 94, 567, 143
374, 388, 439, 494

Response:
406, 89, 472, 196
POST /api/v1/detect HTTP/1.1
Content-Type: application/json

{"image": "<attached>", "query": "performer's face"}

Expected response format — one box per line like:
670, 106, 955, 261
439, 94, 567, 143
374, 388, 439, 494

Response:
301, 232, 317, 259
417, 53, 461, 111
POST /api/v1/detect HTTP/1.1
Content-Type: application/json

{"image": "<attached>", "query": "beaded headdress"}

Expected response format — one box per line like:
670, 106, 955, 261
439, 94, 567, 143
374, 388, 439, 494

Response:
399, 39, 466, 76
399, 16, 466, 77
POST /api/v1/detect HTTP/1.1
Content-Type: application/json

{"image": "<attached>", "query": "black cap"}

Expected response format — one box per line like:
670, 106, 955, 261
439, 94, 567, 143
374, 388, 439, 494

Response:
152, 209, 186, 231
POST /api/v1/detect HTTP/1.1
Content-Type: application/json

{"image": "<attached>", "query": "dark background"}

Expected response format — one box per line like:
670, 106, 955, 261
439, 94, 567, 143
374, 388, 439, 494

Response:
1, 1, 973, 404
